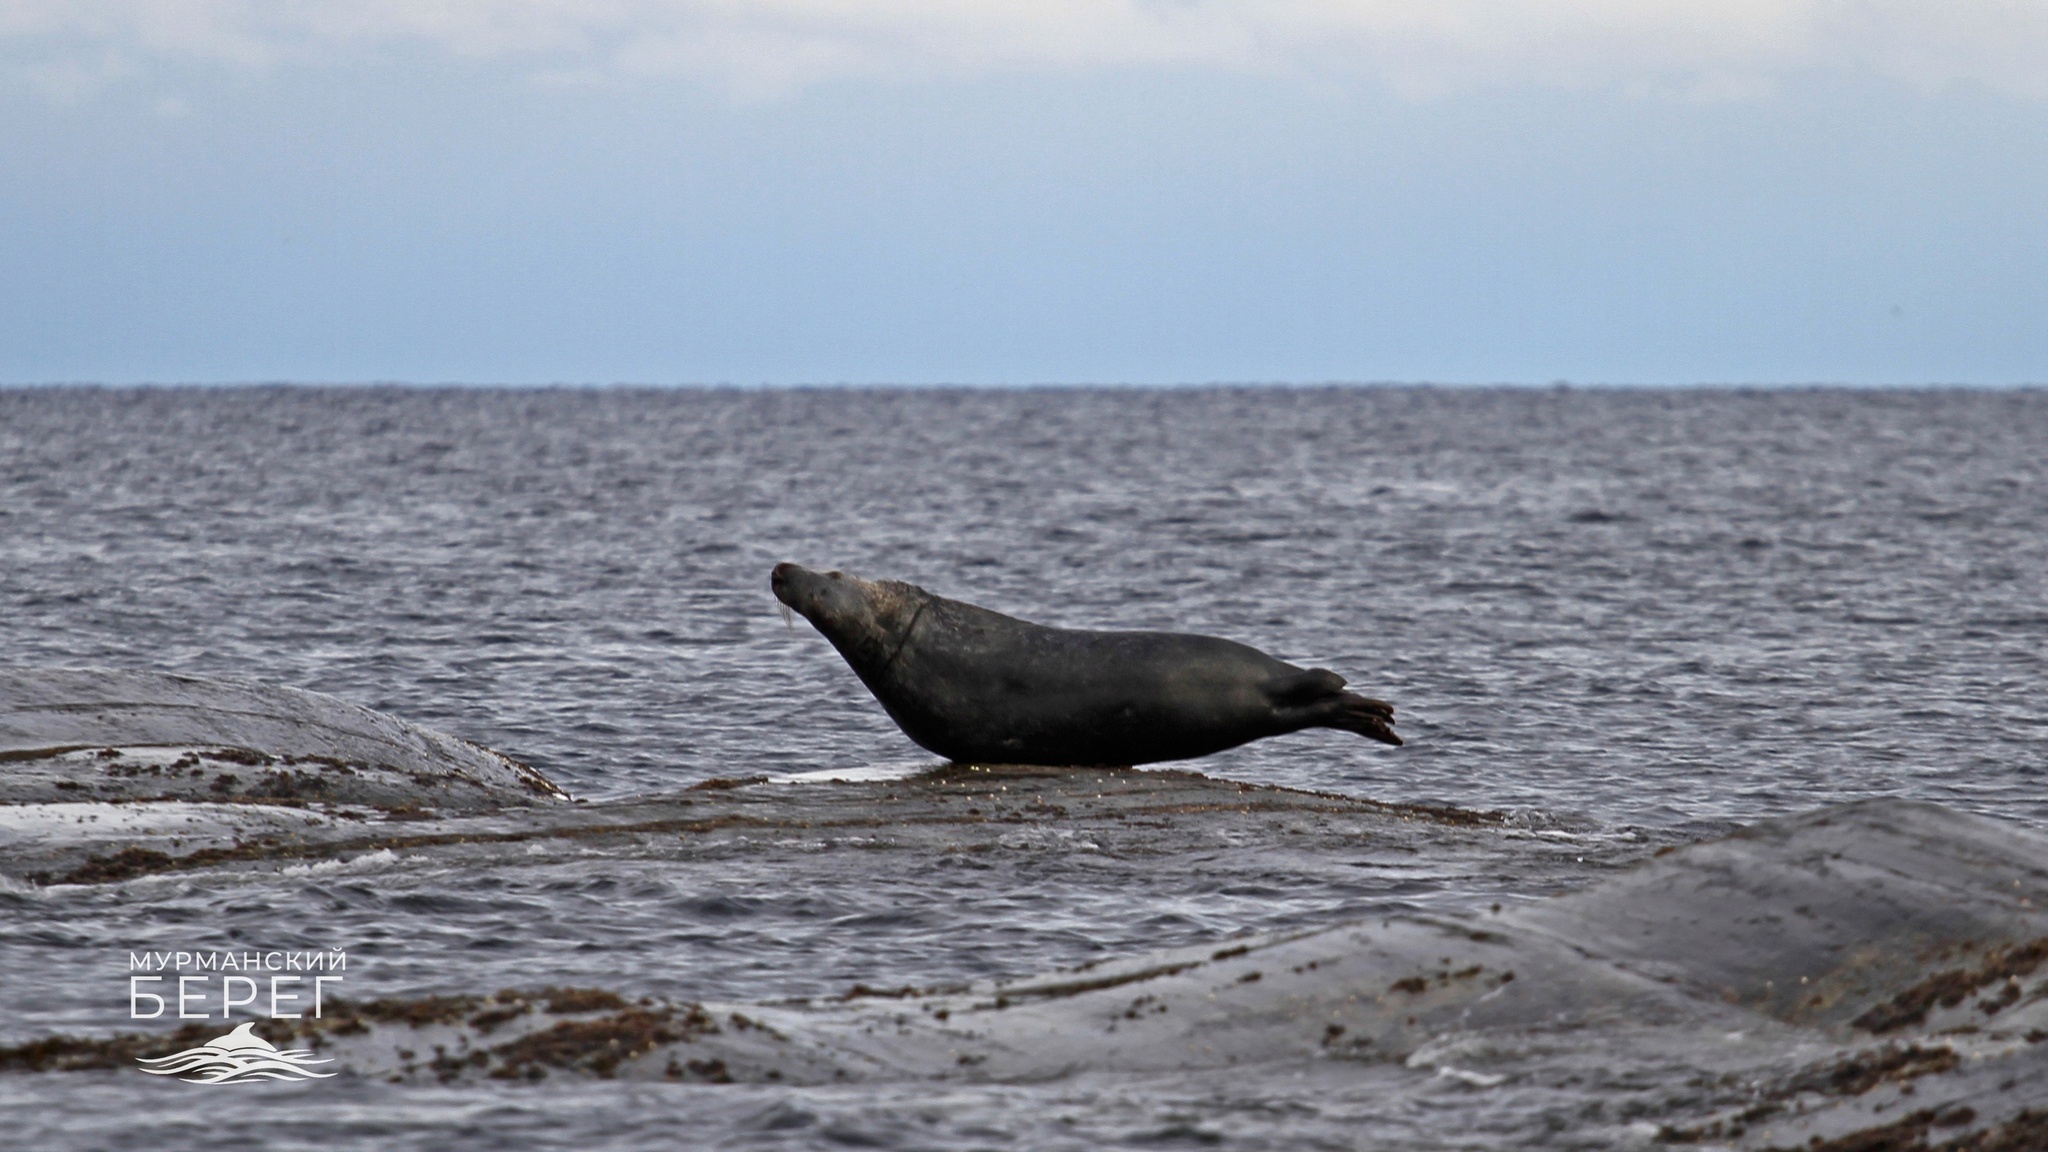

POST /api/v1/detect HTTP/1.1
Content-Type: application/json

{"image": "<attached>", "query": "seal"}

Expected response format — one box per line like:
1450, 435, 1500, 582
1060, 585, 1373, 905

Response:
771, 563, 1400, 766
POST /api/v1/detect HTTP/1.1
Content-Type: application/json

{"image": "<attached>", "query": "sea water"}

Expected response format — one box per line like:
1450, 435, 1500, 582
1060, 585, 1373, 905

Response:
1, 385, 2043, 1148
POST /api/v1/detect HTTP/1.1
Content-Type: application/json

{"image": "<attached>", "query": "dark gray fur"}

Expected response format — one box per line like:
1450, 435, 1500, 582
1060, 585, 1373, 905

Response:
772, 563, 1399, 766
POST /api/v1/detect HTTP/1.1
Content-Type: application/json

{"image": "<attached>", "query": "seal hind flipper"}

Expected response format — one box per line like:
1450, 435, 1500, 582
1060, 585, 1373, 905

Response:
1263, 669, 1403, 746
1320, 692, 1403, 747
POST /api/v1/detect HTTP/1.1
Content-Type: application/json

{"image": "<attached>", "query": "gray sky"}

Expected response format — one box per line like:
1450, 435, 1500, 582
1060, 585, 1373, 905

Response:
4, 2, 2045, 384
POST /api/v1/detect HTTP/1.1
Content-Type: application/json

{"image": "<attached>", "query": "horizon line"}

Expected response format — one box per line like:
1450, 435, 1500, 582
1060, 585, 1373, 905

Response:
3, 380, 2041, 392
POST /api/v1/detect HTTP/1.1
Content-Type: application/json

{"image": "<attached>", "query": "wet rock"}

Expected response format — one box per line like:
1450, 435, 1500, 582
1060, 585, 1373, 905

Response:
12, 793, 2048, 1145
1, 759, 1535, 887
0, 667, 565, 812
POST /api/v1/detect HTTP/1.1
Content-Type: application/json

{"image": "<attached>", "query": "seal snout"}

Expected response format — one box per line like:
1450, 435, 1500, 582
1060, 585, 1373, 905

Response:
772, 562, 854, 617
770, 562, 809, 608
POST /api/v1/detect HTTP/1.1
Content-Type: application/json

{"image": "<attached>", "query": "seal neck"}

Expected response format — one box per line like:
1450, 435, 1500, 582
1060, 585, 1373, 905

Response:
877, 598, 929, 675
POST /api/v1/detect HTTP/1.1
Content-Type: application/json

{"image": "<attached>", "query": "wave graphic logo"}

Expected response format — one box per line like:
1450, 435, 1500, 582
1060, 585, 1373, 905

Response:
136, 1021, 336, 1084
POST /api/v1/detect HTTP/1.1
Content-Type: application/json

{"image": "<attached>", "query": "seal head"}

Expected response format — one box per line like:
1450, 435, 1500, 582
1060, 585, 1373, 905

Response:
771, 563, 931, 673
772, 563, 1399, 767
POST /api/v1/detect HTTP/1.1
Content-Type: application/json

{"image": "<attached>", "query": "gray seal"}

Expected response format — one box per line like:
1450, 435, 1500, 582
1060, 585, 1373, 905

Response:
771, 563, 1400, 766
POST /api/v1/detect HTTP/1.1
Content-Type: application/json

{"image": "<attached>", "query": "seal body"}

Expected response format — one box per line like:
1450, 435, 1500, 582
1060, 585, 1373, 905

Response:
772, 563, 1400, 766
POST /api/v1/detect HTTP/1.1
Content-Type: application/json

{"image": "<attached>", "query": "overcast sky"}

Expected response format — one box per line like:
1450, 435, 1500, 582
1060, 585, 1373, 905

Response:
4, 1, 2046, 384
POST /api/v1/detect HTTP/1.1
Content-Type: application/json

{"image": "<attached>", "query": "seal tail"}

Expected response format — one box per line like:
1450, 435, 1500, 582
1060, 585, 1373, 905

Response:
1320, 693, 1403, 747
